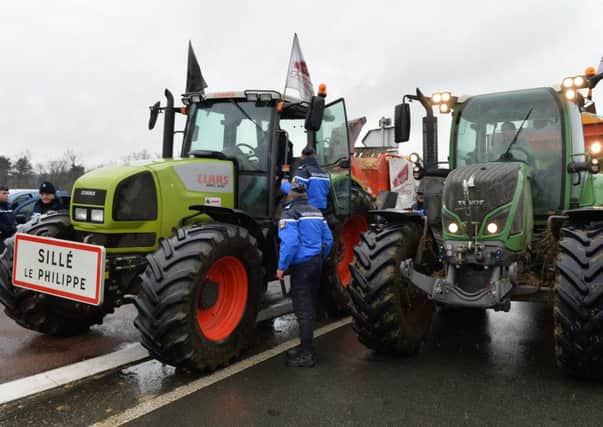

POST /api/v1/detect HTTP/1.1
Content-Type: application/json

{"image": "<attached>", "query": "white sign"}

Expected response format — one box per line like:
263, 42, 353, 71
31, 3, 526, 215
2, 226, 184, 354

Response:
388, 157, 417, 209
174, 162, 234, 193
12, 234, 105, 306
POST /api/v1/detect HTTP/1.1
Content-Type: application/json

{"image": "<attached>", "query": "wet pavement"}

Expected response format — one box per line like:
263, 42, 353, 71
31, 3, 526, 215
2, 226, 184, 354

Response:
3, 302, 603, 426
0, 305, 140, 383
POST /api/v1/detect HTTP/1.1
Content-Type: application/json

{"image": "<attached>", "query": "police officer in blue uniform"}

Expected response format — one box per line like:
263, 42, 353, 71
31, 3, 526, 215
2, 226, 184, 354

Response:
277, 181, 333, 367
32, 181, 62, 216
281, 146, 330, 210
0, 184, 17, 252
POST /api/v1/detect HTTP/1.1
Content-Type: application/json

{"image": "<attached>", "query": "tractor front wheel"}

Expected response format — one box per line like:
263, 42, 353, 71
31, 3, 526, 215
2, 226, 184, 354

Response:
554, 222, 603, 379
0, 213, 110, 336
134, 223, 263, 371
348, 223, 434, 355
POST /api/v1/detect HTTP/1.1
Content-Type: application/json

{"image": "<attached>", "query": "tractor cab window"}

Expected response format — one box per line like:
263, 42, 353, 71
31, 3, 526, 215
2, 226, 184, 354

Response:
184, 100, 273, 172
454, 88, 564, 214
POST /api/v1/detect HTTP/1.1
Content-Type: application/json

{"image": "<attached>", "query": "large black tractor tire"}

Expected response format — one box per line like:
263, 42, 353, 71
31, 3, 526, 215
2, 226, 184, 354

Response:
321, 184, 374, 315
554, 222, 603, 379
134, 223, 264, 372
0, 213, 110, 336
348, 223, 434, 355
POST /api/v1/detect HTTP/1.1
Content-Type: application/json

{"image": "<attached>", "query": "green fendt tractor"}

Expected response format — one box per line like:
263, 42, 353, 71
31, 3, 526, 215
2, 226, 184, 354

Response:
0, 44, 372, 371
348, 69, 603, 378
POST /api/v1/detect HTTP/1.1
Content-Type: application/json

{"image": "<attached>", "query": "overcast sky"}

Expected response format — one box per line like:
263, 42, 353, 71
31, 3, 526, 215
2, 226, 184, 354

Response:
1, 0, 602, 168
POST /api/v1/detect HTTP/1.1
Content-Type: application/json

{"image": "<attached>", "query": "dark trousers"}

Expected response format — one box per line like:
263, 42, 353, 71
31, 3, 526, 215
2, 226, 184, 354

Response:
289, 255, 322, 353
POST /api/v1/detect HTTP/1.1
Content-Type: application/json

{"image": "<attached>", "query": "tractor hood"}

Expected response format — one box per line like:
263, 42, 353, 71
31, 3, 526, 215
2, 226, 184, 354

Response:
442, 162, 533, 250
70, 157, 236, 253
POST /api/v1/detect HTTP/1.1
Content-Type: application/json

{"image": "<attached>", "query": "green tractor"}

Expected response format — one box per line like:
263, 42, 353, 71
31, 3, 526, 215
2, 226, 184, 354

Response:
0, 44, 372, 371
348, 70, 603, 378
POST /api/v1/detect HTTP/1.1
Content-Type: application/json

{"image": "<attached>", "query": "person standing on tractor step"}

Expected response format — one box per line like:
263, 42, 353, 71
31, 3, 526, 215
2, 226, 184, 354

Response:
0, 184, 17, 252
277, 181, 333, 367
32, 181, 62, 216
282, 146, 330, 210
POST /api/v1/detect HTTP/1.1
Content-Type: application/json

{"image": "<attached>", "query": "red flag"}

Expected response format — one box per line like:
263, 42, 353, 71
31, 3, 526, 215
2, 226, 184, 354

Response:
284, 33, 314, 102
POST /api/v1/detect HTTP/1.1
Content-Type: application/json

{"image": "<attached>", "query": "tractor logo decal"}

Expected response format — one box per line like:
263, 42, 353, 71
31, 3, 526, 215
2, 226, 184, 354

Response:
174, 163, 234, 193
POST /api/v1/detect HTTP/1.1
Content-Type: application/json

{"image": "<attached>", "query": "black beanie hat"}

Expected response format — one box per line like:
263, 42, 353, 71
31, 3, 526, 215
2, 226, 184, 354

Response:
39, 181, 56, 194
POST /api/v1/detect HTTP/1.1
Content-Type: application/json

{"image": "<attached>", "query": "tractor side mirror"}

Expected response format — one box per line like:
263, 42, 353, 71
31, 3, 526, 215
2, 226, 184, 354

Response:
148, 101, 161, 130
305, 95, 325, 132
394, 102, 411, 142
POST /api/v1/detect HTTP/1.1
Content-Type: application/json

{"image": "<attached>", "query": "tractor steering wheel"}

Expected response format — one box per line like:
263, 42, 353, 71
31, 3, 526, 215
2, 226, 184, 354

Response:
236, 143, 260, 163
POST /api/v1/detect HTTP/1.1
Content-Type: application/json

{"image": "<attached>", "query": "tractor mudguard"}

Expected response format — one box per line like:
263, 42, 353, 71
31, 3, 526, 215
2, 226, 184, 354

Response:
563, 206, 603, 223
187, 205, 267, 248
369, 208, 425, 224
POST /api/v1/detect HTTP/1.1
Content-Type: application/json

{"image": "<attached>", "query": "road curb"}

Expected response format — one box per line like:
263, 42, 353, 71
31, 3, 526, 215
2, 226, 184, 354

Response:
0, 343, 150, 405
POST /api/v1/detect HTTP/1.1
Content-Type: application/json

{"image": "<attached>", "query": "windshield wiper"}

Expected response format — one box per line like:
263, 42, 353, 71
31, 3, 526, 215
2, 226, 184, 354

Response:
499, 108, 532, 160
230, 99, 263, 132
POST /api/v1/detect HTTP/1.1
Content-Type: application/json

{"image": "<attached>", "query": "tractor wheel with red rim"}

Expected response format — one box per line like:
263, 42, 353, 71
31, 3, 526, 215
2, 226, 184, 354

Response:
320, 184, 373, 315
134, 223, 263, 372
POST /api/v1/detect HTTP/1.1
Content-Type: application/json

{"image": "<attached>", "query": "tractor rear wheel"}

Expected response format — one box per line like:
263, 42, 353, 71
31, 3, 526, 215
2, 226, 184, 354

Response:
348, 223, 434, 355
321, 185, 372, 315
554, 222, 603, 379
134, 223, 263, 371
0, 213, 110, 336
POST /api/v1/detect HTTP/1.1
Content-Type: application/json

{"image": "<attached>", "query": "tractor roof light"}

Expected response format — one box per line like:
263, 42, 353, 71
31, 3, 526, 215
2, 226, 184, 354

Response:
591, 141, 602, 155
431, 91, 455, 113
564, 88, 577, 101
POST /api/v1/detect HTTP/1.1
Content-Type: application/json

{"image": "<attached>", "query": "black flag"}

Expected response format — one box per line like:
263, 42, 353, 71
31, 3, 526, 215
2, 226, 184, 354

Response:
186, 41, 207, 94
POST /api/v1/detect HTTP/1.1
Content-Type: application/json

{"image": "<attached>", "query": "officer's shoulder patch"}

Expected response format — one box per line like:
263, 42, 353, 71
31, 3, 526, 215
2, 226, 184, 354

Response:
279, 220, 286, 229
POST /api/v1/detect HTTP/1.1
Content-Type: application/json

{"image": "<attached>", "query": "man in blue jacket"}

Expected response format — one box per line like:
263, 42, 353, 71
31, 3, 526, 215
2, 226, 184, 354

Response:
0, 184, 17, 252
281, 146, 330, 210
277, 181, 333, 367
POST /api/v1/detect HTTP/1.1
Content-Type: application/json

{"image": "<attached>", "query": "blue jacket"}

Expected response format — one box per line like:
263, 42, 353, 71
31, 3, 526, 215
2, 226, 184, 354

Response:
33, 198, 62, 215
0, 201, 17, 241
292, 157, 330, 209
278, 196, 333, 271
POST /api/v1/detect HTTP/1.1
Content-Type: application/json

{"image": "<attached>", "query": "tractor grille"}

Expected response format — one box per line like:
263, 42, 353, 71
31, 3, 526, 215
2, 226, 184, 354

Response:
444, 163, 520, 224
76, 231, 156, 248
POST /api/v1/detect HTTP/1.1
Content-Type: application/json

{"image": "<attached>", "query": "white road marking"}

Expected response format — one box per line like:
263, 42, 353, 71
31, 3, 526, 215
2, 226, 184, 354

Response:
0, 343, 150, 405
92, 317, 352, 427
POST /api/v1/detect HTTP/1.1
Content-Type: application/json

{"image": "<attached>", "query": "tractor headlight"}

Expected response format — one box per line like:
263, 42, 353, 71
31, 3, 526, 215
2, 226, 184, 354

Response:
90, 208, 104, 223
590, 158, 600, 174
74, 207, 87, 221
409, 152, 420, 164
448, 222, 459, 234
486, 222, 498, 234
591, 141, 602, 155
441, 92, 451, 102
439, 104, 450, 114
432, 93, 442, 103
573, 76, 585, 87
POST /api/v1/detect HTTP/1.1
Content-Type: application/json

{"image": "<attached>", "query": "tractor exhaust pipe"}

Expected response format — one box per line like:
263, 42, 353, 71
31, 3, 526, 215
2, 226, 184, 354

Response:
162, 89, 175, 159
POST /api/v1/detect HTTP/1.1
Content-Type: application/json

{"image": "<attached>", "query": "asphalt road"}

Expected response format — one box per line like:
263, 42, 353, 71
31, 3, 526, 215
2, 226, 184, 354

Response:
0, 305, 139, 383
3, 301, 603, 426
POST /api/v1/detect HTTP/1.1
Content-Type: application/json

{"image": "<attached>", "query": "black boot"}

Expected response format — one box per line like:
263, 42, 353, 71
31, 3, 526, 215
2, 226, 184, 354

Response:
286, 350, 315, 368
286, 345, 302, 358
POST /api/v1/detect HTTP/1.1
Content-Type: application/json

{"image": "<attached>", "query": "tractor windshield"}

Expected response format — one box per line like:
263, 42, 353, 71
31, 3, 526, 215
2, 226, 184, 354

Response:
183, 100, 274, 171
453, 88, 564, 214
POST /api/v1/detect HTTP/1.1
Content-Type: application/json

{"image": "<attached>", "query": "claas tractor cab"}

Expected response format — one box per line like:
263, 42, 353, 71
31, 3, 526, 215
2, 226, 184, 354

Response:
348, 67, 603, 379
0, 43, 372, 371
